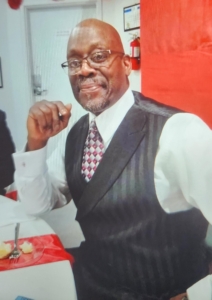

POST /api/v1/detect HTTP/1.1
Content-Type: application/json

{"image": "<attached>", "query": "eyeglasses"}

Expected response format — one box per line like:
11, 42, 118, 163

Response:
61, 50, 124, 75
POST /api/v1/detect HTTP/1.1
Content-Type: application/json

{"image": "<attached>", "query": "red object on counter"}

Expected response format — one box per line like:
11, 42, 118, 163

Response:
5, 190, 17, 201
8, 0, 23, 10
0, 234, 74, 271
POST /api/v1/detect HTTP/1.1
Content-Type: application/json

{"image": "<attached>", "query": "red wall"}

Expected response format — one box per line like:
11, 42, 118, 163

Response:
141, 0, 212, 127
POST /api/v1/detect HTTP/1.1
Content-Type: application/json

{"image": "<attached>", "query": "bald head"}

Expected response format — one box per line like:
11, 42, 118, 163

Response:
68, 19, 124, 54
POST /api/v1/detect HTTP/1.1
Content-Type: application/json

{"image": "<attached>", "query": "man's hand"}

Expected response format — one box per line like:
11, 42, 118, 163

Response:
27, 100, 71, 151
170, 292, 188, 300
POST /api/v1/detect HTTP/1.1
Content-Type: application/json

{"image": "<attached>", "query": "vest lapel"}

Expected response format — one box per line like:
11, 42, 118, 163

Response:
66, 114, 89, 180
76, 105, 147, 221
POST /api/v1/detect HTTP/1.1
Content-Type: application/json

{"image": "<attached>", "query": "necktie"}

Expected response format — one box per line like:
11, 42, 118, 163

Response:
81, 120, 105, 182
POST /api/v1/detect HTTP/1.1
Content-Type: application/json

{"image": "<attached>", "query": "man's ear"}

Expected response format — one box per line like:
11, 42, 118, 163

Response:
123, 55, 132, 76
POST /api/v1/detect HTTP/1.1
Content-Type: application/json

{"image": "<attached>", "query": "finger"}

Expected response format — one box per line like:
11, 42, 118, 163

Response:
61, 103, 72, 126
43, 101, 71, 132
28, 103, 49, 132
29, 101, 57, 134
65, 103, 72, 112
58, 103, 72, 128
45, 102, 61, 132
36, 102, 56, 133
38, 101, 64, 133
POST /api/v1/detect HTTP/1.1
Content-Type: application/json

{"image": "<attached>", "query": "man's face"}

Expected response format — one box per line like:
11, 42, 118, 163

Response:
67, 24, 131, 115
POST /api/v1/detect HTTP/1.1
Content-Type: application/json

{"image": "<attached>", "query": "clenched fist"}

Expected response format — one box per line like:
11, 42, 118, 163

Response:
27, 100, 72, 151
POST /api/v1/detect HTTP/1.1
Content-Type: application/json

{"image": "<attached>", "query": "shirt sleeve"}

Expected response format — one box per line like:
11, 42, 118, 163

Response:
13, 130, 71, 216
154, 113, 212, 224
187, 275, 212, 300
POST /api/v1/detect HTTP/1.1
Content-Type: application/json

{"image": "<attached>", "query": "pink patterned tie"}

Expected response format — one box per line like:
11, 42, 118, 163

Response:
81, 120, 105, 182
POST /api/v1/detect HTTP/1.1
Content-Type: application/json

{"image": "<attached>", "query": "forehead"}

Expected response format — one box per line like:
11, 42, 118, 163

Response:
67, 26, 113, 57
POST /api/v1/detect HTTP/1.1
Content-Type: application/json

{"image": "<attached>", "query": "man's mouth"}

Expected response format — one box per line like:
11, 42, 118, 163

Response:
79, 83, 102, 93
80, 84, 101, 92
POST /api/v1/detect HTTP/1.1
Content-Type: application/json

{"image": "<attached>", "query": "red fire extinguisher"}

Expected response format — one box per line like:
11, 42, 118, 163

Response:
130, 35, 140, 71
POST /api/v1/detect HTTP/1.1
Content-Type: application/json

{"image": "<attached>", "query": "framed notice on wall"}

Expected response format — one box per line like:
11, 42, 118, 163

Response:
0, 58, 3, 88
123, 3, 140, 31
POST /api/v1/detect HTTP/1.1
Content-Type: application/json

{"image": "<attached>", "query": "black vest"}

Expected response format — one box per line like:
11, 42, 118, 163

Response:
65, 92, 209, 300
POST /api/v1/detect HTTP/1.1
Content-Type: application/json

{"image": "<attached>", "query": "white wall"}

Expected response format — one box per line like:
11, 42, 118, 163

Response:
0, 0, 31, 149
0, 0, 141, 149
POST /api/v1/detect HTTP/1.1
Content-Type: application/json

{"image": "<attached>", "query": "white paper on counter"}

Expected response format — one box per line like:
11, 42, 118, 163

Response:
0, 196, 36, 227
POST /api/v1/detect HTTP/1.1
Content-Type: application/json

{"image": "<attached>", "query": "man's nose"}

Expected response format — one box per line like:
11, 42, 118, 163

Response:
78, 60, 96, 76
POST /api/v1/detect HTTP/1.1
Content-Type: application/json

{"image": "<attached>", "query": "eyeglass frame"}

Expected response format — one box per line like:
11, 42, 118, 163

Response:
61, 49, 125, 75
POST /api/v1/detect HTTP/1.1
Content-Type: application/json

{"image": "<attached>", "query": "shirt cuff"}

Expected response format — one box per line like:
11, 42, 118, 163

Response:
13, 146, 48, 177
187, 275, 211, 300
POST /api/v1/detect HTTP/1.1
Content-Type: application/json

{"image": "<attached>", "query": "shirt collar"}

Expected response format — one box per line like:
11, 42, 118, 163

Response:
89, 88, 134, 146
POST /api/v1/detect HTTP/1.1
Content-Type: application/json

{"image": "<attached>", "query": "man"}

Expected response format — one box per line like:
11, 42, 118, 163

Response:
14, 19, 212, 300
0, 110, 15, 195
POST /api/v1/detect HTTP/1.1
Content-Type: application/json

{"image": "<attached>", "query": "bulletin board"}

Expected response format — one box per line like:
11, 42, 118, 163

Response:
123, 4, 140, 31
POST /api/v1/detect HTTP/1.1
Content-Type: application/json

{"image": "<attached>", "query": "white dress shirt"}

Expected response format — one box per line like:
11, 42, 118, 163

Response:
13, 88, 212, 299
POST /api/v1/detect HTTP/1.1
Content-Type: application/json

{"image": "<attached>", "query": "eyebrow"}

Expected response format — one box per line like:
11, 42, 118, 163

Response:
67, 44, 107, 59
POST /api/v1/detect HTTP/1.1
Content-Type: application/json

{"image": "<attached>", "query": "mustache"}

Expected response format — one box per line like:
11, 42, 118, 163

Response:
78, 76, 98, 84
77, 77, 107, 90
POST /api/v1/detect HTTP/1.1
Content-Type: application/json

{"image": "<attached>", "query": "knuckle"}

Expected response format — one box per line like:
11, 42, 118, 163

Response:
54, 100, 64, 106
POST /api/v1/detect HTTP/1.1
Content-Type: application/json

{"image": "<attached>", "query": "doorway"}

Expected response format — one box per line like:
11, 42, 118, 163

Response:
28, 3, 96, 104
25, 2, 100, 156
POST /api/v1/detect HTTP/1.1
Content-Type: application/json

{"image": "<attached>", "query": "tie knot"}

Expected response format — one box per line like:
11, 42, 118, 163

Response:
89, 120, 101, 139
90, 120, 98, 131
